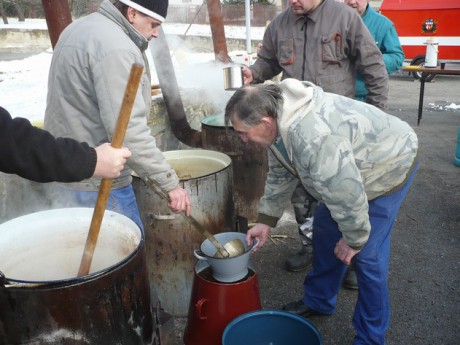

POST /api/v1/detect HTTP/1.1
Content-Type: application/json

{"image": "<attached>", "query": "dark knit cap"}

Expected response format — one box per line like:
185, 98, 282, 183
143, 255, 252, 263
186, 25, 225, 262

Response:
119, 0, 168, 23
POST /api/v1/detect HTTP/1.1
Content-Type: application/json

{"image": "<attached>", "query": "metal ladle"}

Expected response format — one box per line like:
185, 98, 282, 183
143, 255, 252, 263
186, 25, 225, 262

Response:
213, 238, 246, 258
145, 179, 245, 258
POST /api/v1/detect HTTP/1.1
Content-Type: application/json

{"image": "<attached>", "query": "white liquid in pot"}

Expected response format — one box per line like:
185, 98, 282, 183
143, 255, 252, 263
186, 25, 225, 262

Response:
0, 208, 141, 282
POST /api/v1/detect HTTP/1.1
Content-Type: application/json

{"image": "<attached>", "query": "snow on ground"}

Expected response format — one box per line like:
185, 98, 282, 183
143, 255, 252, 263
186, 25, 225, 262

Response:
0, 17, 266, 40
0, 17, 48, 30
0, 18, 264, 122
0, 51, 52, 123
429, 102, 460, 111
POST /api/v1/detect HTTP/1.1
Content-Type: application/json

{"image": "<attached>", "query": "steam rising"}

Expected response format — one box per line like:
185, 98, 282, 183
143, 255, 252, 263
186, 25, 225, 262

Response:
149, 32, 235, 114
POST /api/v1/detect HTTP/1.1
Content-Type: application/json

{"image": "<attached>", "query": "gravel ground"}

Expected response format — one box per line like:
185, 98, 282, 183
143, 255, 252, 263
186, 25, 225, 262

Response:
173, 73, 460, 345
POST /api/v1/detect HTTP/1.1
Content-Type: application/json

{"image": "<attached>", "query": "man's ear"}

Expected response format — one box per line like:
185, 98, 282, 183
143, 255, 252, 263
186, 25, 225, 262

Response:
126, 7, 137, 23
260, 117, 275, 128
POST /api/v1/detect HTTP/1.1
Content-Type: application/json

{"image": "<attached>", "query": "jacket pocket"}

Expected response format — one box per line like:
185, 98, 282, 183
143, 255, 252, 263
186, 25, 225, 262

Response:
315, 73, 348, 96
321, 33, 343, 64
278, 38, 295, 65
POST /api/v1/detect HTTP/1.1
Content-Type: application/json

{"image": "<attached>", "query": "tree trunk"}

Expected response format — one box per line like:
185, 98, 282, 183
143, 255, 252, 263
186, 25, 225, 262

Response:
0, 1, 8, 24
12, 0, 25, 21
41, 0, 73, 48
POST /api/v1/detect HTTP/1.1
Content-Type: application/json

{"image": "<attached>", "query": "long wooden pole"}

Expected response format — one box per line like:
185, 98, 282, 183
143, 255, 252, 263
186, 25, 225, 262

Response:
77, 63, 144, 277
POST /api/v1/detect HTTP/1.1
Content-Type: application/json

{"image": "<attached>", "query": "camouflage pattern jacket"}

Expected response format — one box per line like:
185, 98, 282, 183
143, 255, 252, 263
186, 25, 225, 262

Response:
258, 79, 418, 249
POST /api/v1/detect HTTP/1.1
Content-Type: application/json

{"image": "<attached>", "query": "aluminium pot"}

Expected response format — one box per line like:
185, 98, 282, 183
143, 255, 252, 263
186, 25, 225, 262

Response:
0, 208, 153, 345
193, 232, 259, 283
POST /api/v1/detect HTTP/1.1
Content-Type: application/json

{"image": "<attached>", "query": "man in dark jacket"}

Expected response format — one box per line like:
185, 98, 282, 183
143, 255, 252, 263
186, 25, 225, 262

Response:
1, 107, 131, 183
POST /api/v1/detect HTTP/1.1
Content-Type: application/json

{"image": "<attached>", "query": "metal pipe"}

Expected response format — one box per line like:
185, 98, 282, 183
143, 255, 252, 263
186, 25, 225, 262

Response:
149, 27, 202, 148
206, 0, 230, 63
41, 0, 72, 49
245, 0, 252, 54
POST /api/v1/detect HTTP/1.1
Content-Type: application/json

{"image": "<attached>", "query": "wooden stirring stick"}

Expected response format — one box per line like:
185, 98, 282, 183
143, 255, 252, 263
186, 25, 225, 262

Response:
77, 63, 144, 277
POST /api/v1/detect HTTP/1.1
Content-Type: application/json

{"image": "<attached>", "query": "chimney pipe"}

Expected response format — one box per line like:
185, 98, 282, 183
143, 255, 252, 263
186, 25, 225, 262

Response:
41, 0, 72, 49
206, 0, 231, 63
150, 27, 202, 148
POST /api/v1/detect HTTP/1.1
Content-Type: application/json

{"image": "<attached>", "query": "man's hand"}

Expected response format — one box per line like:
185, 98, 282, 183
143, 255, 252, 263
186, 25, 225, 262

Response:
242, 65, 254, 85
93, 143, 131, 178
167, 187, 191, 216
334, 238, 360, 265
245, 223, 271, 252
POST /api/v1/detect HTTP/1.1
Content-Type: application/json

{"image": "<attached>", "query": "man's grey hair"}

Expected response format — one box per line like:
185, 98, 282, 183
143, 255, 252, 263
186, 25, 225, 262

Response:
224, 84, 284, 127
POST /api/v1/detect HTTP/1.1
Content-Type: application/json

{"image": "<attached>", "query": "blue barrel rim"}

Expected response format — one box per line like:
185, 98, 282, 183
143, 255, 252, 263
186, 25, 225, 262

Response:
222, 309, 322, 344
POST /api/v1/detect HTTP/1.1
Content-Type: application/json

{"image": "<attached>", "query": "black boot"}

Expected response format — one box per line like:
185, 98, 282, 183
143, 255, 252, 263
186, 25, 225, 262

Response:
342, 259, 358, 290
285, 243, 313, 272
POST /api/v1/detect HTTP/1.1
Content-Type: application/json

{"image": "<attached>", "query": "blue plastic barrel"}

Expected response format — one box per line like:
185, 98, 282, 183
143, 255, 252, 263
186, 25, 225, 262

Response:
454, 126, 460, 167
222, 310, 322, 345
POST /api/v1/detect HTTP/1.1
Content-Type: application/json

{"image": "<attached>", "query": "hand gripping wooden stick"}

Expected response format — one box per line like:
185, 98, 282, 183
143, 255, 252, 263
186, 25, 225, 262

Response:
77, 63, 144, 277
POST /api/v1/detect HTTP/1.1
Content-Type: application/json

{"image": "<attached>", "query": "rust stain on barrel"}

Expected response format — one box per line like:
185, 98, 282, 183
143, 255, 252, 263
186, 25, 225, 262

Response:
202, 122, 268, 223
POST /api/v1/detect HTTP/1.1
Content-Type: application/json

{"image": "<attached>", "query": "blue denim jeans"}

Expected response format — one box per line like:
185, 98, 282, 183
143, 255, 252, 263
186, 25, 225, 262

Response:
304, 162, 418, 345
53, 184, 144, 232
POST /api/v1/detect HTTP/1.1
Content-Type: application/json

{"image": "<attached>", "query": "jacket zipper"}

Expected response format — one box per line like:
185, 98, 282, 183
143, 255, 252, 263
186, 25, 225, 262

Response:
301, 16, 308, 80
269, 146, 299, 178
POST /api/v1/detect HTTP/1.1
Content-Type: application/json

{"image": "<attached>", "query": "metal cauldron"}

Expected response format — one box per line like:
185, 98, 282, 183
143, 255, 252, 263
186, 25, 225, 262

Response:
133, 149, 235, 316
201, 114, 268, 223
0, 208, 153, 344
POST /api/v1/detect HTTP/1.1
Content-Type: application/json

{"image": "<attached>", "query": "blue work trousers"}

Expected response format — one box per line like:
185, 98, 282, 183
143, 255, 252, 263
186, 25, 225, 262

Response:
53, 184, 144, 232
304, 163, 418, 345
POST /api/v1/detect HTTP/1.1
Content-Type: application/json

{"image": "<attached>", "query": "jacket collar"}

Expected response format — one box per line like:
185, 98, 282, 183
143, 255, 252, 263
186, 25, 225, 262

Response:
276, 79, 318, 157
362, 3, 373, 19
99, 0, 149, 52
289, 0, 327, 26
305, 0, 327, 24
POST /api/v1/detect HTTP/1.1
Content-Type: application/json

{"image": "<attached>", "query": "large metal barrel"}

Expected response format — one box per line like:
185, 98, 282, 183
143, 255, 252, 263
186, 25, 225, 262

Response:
201, 114, 268, 223
0, 208, 153, 344
133, 149, 234, 316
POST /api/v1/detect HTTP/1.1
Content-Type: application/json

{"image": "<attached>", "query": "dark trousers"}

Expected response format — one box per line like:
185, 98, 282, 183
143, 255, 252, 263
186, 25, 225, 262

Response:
291, 183, 317, 245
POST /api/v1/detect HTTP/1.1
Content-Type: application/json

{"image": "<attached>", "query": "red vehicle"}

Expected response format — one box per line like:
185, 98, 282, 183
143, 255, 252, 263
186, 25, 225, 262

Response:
380, 0, 460, 79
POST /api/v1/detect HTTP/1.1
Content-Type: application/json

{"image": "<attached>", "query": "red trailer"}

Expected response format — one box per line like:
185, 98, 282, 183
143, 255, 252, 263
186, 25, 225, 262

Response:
380, 0, 460, 79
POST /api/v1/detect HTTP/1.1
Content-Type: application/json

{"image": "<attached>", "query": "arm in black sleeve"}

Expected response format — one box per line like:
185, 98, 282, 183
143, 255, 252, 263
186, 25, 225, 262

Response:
0, 107, 97, 183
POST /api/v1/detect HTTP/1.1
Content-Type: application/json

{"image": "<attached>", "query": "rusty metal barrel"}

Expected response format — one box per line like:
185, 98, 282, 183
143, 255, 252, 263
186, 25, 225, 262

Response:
201, 114, 268, 223
133, 149, 234, 316
0, 208, 153, 344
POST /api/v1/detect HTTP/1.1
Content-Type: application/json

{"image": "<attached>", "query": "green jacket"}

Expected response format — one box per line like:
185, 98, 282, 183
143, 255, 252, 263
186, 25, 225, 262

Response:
355, 4, 404, 98
258, 79, 418, 249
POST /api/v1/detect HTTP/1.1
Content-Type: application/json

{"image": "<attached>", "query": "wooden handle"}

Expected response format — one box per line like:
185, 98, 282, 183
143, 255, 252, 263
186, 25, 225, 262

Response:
77, 63, 144, 277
